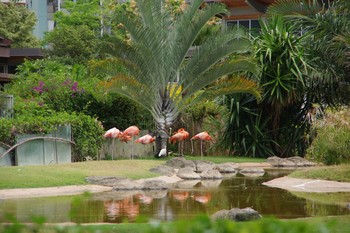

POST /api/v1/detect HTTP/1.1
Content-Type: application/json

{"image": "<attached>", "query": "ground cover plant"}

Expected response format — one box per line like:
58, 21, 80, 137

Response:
1, 215, 349, 233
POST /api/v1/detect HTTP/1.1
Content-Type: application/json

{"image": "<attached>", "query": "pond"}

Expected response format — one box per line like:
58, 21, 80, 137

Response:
0, 169, 349, 223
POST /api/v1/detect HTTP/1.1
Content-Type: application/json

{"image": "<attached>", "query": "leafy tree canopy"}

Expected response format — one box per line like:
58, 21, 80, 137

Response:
0, 2, 39, 48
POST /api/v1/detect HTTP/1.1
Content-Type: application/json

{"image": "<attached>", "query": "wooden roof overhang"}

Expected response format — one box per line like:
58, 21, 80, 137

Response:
204, 0, 276, 20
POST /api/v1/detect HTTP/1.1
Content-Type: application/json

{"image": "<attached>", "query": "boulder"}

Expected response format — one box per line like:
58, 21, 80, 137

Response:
175, 180, 200, 189
267, 156, 316, 167
166, 157, 195, 169
267, 156, 296, 167
194, 160, 215, 173
239, 168, 265, 177
211, 207, 261, 222
200, 169, 223, 179
177, 167, 201, 179
141, 180, 169, 190
112, 179, 142, 190
200, 180, 222, 188
85, 176, 127, 186
215, 162, 239, 173
149, 165, 176, 176
287, 156, 316, 167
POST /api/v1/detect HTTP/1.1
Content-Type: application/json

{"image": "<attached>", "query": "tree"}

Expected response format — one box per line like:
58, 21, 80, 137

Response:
101, 0, 260, 156
0, 2, 39, 47
43, 24, 99, 65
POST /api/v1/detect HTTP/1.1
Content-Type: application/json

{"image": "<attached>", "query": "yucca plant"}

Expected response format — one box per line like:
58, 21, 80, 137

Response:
254, 15, 309, 155
100, 0, 260, 156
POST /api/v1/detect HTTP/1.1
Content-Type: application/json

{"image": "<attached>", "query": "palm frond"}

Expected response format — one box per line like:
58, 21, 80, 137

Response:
184, 59, 258, 97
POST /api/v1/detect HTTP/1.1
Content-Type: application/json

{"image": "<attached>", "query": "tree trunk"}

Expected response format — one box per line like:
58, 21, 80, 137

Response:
154, 124, 169, 158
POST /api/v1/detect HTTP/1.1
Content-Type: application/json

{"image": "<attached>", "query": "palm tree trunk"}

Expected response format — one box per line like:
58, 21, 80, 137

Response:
154, 123, 169, 157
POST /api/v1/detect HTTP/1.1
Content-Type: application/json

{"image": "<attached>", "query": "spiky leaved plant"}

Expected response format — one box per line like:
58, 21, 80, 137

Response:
102, 0, 260, 156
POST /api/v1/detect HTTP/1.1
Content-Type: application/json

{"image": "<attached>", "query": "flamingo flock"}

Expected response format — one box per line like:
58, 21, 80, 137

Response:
104, 125, 212, 159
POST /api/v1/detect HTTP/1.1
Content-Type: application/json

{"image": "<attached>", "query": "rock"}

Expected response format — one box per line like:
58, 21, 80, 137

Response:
211, 207, 261, 222
287, 156, 316, 167
175, 180, 200, 189
200, 169, 223, 179
141, 180, 169, 190
166, 157, 195, 169
267, 156, 316, 167
239, 168, 265, 177
215, 162, 239, 173
194, 160, 215, 173
200, 180, 222, 188
85, 176, 127, 186
177, 167, 201, 179
267, 156, 296, 167
149, 165, 176, 176
112, 179, 142, 190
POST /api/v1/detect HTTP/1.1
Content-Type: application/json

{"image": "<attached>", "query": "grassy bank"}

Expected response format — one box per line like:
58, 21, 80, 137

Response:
0, 160, 163, 189
289, 164, 350, 182
0, 156, 265, 189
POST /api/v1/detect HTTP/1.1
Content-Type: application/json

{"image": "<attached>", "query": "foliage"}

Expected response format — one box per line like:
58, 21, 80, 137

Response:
2, 59, 152, 130
0, 2, 39, 47
0, 215, 336, 233
0, 107, 104, 161
54, 0, 102, 31
220, 94, 275, 157
306, 108, 350, 165
42, 24, 99, 65
255, 15, 309, 156
100, 0, 260, 155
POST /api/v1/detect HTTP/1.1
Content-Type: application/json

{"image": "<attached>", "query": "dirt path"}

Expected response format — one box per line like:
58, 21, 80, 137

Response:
0, 185, 113, 199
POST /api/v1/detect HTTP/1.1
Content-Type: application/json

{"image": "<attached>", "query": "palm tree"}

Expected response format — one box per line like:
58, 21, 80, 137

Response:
101, 0, 260, 156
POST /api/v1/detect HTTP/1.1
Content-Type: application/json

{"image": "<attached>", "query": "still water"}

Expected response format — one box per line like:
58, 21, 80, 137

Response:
0, 169, 349, 223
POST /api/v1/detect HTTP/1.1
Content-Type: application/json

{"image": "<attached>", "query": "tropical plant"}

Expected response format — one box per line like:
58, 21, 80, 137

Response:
100, 0, 260, 156
267, 0, 350, 105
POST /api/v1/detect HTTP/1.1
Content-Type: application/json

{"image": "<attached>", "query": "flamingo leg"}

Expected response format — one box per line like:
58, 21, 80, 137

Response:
131, 136, 134, 160
178, 142, 181, 157
112, 138, 115, 160
200, 140, 203, 160
181, 141, 184, 156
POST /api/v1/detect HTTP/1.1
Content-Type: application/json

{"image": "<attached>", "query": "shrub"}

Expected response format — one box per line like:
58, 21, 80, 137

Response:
307, 108, 350, 165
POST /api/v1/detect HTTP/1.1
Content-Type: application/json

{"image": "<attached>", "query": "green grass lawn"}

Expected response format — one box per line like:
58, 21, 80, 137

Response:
0, 156, 266, 189
0, 160, 163, 189
289, 164, 350, 182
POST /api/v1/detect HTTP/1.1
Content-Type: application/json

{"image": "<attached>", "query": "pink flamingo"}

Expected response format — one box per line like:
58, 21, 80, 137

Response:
191, 131, 212, 160
135, 134, 155, 144
170, 128, 189, 156
104, 127, 122, 160
122, 125, 140, 159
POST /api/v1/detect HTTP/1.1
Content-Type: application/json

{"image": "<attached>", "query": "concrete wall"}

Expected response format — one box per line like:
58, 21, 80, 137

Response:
100, 130, 155, 159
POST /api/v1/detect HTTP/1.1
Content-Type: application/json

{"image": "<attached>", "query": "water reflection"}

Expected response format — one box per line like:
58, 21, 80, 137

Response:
0, 169, 349, 223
